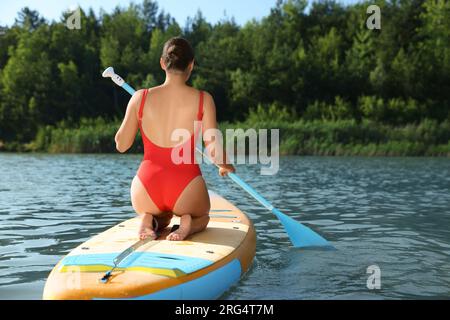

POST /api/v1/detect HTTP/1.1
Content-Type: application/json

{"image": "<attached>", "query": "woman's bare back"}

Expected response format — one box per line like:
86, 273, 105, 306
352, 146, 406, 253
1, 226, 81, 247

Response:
141, 85, 202, 148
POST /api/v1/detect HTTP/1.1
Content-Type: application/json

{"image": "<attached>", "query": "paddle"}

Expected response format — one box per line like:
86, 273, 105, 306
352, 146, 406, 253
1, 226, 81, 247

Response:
102, 67, 333, 249
199, 149, 333, 248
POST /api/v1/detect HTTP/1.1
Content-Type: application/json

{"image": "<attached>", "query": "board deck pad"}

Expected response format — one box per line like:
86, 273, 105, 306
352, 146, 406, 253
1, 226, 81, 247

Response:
43, 191, 256, 300
59, 252, 213, 277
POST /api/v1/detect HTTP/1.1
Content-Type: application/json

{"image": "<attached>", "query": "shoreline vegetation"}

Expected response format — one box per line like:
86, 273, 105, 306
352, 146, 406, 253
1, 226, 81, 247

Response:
1, 115, 449, 157
1, 1, 449, 156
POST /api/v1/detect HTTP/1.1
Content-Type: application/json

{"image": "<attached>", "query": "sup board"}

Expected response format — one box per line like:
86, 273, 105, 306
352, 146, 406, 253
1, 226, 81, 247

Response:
43, 191, 256, 300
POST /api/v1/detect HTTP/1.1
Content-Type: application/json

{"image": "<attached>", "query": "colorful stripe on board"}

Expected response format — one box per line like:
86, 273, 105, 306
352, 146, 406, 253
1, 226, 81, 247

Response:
59, 252, 214, 277
94, 259, 242, 300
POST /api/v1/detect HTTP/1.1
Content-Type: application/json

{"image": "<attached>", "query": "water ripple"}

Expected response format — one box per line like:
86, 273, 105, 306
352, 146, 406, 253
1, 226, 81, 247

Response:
1, 154, 450, 299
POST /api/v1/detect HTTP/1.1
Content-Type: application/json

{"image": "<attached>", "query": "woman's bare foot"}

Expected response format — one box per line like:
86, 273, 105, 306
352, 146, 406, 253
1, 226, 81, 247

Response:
138, 213, 157, 240
167, 215, 192, 241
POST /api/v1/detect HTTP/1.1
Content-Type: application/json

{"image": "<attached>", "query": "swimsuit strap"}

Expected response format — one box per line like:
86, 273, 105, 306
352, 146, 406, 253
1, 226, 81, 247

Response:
138, 89, 149, 124
197, 91, 204, 121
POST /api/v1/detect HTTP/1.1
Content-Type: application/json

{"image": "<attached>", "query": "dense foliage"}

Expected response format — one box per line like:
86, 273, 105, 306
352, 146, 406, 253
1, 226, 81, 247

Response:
0, 0, 449, 154
21, 114, 450, 156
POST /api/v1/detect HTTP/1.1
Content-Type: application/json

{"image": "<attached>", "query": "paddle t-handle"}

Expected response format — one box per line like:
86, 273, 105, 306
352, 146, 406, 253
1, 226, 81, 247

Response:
102, 67, 135, 95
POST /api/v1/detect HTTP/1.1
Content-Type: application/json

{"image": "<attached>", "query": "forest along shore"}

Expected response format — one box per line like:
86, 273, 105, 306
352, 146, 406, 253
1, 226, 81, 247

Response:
0, 1, 449, 156
2, 115, 449, 156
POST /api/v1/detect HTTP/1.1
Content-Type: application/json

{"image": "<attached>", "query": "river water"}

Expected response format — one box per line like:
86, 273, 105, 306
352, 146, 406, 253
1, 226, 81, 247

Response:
0, 153, 449, 299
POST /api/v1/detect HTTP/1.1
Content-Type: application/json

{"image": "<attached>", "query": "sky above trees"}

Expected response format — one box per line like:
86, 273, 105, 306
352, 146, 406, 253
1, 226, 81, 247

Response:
0, 0, 360, 26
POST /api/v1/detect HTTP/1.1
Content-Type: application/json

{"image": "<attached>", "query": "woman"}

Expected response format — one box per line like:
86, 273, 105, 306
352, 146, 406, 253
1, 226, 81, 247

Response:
114, 37, 235, 241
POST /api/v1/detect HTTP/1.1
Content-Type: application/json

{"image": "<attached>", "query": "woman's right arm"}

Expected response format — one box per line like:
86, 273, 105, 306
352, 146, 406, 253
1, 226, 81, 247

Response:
202, 92, 235, 176
114, 90, 141, 153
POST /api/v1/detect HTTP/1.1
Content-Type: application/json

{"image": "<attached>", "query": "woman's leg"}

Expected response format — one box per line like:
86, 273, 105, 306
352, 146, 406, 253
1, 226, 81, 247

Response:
131, 175, 167, 240
167, 176, 211, 241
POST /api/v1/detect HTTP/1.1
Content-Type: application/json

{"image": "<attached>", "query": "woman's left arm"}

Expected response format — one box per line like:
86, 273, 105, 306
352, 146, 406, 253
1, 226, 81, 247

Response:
114, 90, 141, 153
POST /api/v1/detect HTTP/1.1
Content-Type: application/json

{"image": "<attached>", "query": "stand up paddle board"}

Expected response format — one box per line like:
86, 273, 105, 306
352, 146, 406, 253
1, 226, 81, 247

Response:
43, 191, 256, 300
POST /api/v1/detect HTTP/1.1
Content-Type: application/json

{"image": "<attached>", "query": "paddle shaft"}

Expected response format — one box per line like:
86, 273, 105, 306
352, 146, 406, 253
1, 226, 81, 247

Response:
196, 148, 274, 210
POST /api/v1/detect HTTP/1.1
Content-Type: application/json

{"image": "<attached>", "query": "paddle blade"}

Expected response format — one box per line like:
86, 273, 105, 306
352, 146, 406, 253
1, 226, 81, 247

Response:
226, 172, 332, 249
272, 208, 332, 248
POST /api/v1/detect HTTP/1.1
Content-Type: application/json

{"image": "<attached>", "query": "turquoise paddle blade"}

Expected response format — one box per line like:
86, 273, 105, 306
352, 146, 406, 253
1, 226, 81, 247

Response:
227, 173, 333, 249
271, 208, 331, 248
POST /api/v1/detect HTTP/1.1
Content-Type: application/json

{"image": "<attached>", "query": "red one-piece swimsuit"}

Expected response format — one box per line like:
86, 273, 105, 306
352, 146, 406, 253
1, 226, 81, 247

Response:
136, 89, 204, 212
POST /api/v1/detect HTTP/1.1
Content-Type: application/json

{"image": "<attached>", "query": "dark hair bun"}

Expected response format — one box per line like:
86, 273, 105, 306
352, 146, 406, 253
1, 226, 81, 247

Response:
167, 46, 179, 60
162, 37, 194, 72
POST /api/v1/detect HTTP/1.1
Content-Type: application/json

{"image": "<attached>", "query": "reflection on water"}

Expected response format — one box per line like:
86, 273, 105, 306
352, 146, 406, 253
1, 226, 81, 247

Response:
0, 154, 449, 299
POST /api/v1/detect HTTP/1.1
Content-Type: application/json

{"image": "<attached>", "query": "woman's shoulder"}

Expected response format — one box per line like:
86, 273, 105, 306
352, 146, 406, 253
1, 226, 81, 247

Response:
139, 85, 214, 104
182, 86, 215, 104
145, 85, 164, 95
197, 90, 215, 114
194, 88, 213, 104
201, 89, 214, 100
134, 86, 163, 102
200, 89, 213, 99
128, 89, 147, 109
131, 88, 153, 100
